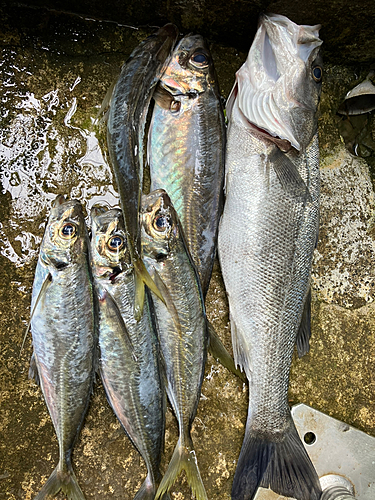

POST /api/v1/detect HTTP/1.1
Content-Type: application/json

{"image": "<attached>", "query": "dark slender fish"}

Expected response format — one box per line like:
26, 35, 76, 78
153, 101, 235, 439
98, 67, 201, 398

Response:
107, 23, 178, 319
148, 34, 225, 297
90, 207, 166, 500
29, 195, 97, 500
218, 14, 323, 500
141, 190, 208, 500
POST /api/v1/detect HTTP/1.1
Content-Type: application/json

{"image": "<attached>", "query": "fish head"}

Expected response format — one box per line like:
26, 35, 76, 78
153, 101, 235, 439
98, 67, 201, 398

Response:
41, 195, 87, 269
90, 206, 130, 280
159, 34, 215, 96
141, 189, 179, 261
227, 13, 323, 150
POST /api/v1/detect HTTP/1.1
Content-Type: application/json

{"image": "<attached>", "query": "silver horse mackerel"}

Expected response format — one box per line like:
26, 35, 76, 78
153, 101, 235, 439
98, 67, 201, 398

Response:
90, 207, 166, 500
148, 33, 225, 296
107, 23, 178, 319
141, 190, 208, 500
218, 14, 323, 500
29, 195, 97, 500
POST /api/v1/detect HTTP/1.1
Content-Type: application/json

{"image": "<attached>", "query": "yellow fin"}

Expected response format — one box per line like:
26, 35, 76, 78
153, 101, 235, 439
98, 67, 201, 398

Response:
133, 258, 165, 320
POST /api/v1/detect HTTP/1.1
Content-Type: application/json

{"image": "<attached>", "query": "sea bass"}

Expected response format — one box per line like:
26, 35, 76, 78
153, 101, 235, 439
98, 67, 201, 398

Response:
107, 23, 178, 319
29, 195, 97, 500
147, 34, 225, 296
141, 190, 208, 500
90, 207, 166, 500
218, 14, 323, 500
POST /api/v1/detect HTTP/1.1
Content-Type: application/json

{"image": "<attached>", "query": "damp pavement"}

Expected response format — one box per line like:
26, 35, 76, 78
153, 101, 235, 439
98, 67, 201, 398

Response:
0, 4, 374, 500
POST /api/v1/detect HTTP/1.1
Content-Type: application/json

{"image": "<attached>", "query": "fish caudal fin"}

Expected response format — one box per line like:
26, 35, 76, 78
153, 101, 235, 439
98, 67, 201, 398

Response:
232, 414, 321, 500
34, 463, 86, 500
155, 436, 207, 500
133, 473, 156, 500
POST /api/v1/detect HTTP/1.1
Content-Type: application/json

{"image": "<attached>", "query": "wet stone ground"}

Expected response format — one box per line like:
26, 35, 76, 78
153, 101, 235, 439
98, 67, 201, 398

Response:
1, 4, 374, 500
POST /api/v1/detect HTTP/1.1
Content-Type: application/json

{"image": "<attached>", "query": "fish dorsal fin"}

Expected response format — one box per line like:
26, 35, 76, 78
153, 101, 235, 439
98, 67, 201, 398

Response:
20, 272, 52, 356
296, 288, 312, 358
101, 288, 136, 361
207, 321, 246, 381
268, 147, 312, 202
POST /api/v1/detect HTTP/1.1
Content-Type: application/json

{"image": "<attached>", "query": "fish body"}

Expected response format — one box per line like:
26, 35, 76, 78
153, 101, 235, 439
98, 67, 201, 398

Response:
218, 14, 323, 500
141, 190, 208, 500
107, 23, 178, 319
148, 34, 225, 296
29, 195, 97, 500
90, 207, 166, 500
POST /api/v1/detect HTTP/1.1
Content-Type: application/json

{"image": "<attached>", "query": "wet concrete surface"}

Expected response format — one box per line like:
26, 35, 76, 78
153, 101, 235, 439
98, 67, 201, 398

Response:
0, 4, 374, 500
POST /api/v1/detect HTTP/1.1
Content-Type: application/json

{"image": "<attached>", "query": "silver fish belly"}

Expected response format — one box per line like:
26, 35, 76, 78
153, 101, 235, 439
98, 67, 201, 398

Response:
218, 13, 323, 500
29, 195, 96, 500
148, 34, 225, 296
90, 207, 166, 500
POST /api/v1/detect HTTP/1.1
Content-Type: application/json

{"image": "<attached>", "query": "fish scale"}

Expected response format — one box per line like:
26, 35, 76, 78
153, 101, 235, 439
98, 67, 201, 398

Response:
218, 13, 323, 500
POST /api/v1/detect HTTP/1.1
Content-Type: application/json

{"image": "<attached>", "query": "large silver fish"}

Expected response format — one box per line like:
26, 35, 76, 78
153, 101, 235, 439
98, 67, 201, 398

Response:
90, 207, 166, 500
107, 23, 178, 319
218, 14, 323, 500
141, 189, 208, 500
29, 195, 97, 500
147, 34, 225, 297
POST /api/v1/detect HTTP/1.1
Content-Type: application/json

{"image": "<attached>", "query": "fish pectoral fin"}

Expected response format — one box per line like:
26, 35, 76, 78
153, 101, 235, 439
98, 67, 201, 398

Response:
296, 288, 312, 358
133, 258, 165, 321
268, 147, 312, 202
102, 289, 136, 361
20, 272, 52, 356
207, 321, 246, 382
28, 351, 40, 386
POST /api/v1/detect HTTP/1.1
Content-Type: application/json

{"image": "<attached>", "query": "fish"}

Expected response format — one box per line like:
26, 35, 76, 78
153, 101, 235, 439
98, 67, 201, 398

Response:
28, 195, 97, 500
217, 13, 323, 500
107, 23, 178, 320
90, 206, 166, 500
140, 189, 208, 500
147, 33, 226, 297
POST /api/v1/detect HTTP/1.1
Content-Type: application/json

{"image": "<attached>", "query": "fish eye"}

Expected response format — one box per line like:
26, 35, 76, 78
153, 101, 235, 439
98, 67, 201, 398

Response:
190, 52, 209, 68
170, 100, 181, 113
107, 235, 124, 251
153, 215, 171, 232
59, 222, 77, 239
312, 66, 322, 83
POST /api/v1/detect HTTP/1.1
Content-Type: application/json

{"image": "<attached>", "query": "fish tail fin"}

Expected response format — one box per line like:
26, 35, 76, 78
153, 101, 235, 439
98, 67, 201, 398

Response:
34, 462, 86, 500
232, 414, 321, 500
133, 258, 165, 320
155, 436, 207, 500
133, 472, 156, 500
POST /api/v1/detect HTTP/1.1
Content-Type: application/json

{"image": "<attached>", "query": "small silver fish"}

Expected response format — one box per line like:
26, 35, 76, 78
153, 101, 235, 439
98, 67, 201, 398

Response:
107, 23, 178, 319
218, 14, 323, 500
141, 189, 208, 500
90, 207, 166, 500
148, 34, 225, 296
29, 195, 97, 500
